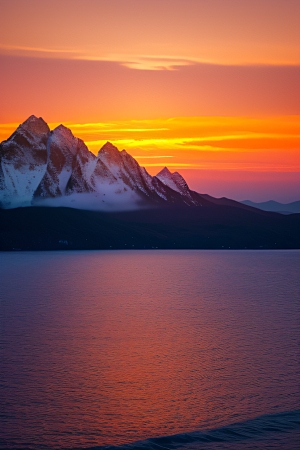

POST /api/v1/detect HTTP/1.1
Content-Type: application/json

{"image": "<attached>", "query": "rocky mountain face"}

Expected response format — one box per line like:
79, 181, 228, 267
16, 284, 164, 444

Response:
0, 115, 201, 209
0, 116, 50, 207
156, 167, 196, 202
34, 124, 97, 199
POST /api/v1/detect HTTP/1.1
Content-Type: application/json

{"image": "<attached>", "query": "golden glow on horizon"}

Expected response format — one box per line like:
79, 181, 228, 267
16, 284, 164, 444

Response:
83, 134, 300, 149
1, 116, 299, 174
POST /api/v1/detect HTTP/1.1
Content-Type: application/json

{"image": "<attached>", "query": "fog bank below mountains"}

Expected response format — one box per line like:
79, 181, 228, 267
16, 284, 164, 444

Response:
33, 188, 144, 212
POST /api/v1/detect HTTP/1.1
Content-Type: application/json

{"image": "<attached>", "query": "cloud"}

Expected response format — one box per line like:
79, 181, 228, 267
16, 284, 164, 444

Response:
0, 44, 80, 60
0, 44, 198, 70
132, 155, 174, 158
1, 55, 299, 125
120, 56, 197, 71
2, 44, 299, 70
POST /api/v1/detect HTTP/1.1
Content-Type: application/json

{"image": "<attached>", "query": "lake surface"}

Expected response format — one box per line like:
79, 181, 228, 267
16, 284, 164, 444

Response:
0, 250, 299, 449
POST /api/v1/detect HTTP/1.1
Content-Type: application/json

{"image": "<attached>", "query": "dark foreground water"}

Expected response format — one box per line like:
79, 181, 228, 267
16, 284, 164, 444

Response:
0, 250, 299, 449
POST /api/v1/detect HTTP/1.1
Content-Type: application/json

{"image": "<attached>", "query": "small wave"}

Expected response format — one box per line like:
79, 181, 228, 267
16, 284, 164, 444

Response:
80, 410, 300, 450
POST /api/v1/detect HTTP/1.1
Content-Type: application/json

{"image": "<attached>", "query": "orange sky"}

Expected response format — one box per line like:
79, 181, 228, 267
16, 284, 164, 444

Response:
0, 0, 299, 202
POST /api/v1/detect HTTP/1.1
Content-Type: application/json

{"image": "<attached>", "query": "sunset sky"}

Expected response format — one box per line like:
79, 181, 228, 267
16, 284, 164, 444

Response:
0, 0, 299, 202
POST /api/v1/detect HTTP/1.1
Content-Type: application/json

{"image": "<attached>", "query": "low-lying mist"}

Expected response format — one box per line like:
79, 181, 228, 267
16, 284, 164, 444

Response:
33, 188, 145, 212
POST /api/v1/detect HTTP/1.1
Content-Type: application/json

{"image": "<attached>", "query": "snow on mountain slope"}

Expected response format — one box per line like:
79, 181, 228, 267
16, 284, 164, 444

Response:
156, 167, 199, 205
34, 125, 97, 198
95, 143, 199, 205
0, 116, 203, 210
94, 143, 150, 192
96, 144, 152, 193
93, 143, 161, 199
0, 116, 49, 208
156, 167, 182, 193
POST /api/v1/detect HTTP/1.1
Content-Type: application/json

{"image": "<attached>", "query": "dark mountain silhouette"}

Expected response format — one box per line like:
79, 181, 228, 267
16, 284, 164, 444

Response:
1, 116, 299, 250
241, 200, 300, 215
0, 205, 299, 250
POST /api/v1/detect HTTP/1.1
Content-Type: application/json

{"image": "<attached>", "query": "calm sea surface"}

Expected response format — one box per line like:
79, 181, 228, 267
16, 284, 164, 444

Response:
0, 250, 299, 449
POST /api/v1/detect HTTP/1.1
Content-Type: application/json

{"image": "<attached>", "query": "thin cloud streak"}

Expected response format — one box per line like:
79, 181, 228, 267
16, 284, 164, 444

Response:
0, 44, 79, 54
1, 45, 299, 70
1, 55, 299, 122
132, 156, 174, 159
143, 163, 297, 172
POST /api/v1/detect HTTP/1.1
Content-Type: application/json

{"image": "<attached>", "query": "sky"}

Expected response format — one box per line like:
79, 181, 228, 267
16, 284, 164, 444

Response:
0, 0, 299, 202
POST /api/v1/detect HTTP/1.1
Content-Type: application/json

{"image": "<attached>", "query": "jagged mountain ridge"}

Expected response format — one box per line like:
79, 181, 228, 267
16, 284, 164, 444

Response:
2, 118, 300, 250
0, 115, 203, 210
34, 123, 97, 198
0, 116, 50, 207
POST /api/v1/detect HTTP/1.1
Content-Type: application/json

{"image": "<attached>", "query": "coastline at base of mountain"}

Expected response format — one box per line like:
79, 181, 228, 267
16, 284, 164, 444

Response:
1, 204, 299, 251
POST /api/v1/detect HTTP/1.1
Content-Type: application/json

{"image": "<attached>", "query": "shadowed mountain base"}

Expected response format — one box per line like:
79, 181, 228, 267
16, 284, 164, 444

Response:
0, 205, 299, 251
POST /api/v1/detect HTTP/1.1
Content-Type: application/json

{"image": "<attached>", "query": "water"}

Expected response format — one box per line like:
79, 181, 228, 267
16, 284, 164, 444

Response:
0, 250, 299, 449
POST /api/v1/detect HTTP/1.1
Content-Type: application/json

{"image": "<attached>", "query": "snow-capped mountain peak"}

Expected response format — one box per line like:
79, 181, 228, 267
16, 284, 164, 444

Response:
53, 124, 76, 138
156, 166, 186, 194
97, 142, 123, 165
156, 166, 198, 203
50, 125, 79, 155
19, 115, 50, 136
99, 141, 119, 153
158, 167, 172, 176
1, 117, 201, 209
0, 116, 50, 208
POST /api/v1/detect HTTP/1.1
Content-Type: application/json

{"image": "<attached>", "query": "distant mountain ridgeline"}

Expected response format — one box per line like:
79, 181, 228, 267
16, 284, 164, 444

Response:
241, 200, 300, 215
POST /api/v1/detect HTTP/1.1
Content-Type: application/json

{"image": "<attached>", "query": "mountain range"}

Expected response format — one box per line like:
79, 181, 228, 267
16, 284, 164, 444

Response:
0, 115, 203, 210
241, 200, 300, 215
0, 116, 299, 250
